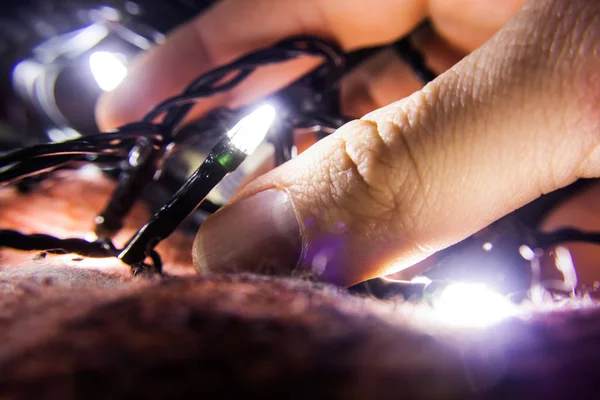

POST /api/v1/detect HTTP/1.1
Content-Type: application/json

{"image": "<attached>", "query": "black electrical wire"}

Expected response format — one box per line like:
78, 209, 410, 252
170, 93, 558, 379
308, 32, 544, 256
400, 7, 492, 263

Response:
3, 32, 599, 282
142, 68, 254, 124
0, 154, 129, 185
0, 141, 127, 167
119, 136, 249, 266
172, 107, 236, 145
150, 36, 345, 131
0, 154, 82, 184
0, 121, 161, 236
0, 230, 117, 258
0, 35, 389, 274
394, 36, 437, 84
94, 139, 163, 237
0, 229, 163, 274
0, 123, 163, 170
96, 36, 346, 240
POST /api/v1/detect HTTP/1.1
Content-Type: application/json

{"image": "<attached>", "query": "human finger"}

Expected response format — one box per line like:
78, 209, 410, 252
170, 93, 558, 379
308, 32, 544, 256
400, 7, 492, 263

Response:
193, 0, 600, 287
96, 0, 428, 129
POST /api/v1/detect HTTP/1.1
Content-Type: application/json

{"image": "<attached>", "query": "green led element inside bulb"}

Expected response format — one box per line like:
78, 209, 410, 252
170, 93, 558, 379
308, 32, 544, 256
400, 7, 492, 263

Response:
210, 138, 247, 171
216, 152, 234, 169
211, 104, 275, 171
227, 104, 275, 154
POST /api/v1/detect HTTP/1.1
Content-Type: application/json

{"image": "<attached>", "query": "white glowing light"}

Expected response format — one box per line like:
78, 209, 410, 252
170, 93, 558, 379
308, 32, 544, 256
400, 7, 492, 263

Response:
47, 127, 81, 142
411, 275, 433, 286
482, 242, 493, 251
433, 282, 515, 327
12, 59, 44, 98
89, 51, 128, 92
83, 232, 98, 242
519, 245, 536, 261
555, 246, 577, 293
227, 104, 276, 154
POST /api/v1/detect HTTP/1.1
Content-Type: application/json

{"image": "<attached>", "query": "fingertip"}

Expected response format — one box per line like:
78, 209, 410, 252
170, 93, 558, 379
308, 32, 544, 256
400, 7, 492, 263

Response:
193, 189, 303, 277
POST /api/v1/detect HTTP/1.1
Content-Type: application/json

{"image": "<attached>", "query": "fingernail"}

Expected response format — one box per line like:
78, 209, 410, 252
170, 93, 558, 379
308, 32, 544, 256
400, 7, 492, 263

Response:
194, 189, 302, 276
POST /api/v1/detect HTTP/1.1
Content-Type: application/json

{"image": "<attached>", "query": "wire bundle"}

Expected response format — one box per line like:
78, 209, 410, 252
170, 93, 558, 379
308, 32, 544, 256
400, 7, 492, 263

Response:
0, 123, 163, 185
1, 32, 598, 280
0, 36, 350, 272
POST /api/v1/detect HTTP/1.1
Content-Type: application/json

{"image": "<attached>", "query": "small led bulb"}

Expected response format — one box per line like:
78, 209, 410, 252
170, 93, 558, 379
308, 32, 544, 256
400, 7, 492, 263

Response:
89, 51, 128, 92
433, 282, 515, 327
119, 103, 276, 266
227, 104, 276, 154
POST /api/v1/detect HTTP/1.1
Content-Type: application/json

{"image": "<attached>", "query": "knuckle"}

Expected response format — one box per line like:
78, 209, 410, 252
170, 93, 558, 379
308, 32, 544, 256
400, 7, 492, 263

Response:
332, 103, 436, 237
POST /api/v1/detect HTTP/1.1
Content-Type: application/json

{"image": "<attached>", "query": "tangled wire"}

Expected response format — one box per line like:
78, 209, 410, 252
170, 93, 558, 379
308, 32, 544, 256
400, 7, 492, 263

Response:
1, 31, 599, 285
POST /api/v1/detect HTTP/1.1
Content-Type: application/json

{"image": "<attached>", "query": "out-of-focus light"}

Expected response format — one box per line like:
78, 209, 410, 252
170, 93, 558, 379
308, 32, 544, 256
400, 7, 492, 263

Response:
125, 1, 141, 15
433, 282, 515, 327
555, 246, 577, 293
83, 232, 98, 242
482, 242, 493, 251
90, 6, 121, 22
227, 104, 276, 154
89, 51, 128, 92
12, 60, 44, 98
411, 275, 433, 286
47, 127, 81, 142
519, 245, 536, 261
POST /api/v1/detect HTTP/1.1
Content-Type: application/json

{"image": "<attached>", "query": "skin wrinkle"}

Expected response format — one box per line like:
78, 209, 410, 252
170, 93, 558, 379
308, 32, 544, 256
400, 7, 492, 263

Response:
453, 4, 578, 199
427, 58, 518, 241
288, 118, 433, 277
390, 123, 431, 222
395, 96, 428, 189
413, 82, 485, 247
322, 148, 352, 225
394, 91, 443, 227
419, 75, 458, 203
341, 120, 403, 213
287, 145, 349, 238
181, 0, 600, 287
329, 136, 395, 229
384, 0, 584, 247
360, 97, 442, 249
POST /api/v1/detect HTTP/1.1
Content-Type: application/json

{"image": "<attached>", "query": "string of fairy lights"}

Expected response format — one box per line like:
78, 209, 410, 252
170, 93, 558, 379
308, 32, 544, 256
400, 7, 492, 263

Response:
0, 31, 599, 298
0, 35, 352, 273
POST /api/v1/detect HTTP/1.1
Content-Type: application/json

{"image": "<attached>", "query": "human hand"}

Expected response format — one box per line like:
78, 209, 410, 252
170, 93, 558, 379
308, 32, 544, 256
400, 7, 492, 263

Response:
97, 0, 600, 287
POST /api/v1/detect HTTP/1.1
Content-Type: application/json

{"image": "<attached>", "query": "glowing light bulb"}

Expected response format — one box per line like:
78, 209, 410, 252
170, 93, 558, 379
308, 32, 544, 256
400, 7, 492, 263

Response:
433, 282, 515, 327
519, 245, 536, 261
411, 276, 433, 285
227, 104, 275, 154
89, 51, 128, 92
